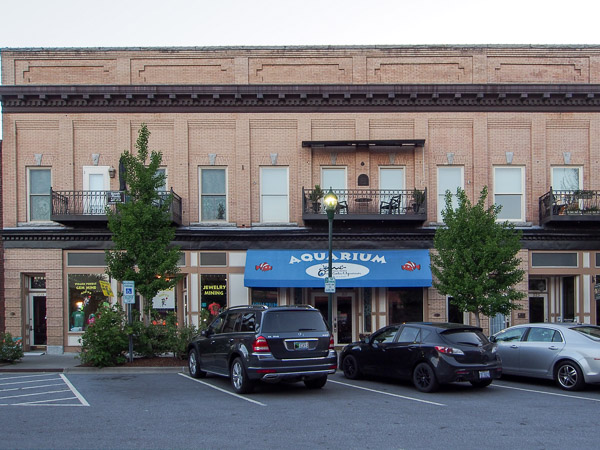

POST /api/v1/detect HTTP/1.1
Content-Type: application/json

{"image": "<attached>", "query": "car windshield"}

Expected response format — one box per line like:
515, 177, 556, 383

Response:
572, 326, 600, 340
441, 329, 489, 346
261, 311, 328, 333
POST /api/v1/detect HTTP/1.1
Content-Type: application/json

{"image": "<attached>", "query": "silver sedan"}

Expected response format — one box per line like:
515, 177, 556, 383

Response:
491, 323, 600, 391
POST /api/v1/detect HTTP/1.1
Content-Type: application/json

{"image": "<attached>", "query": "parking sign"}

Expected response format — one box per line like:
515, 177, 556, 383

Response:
123, 280, 135, 304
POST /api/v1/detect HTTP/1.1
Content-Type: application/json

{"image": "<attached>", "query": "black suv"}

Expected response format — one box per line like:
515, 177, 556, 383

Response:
340, 322, 502, 392
187, 305, 337, 394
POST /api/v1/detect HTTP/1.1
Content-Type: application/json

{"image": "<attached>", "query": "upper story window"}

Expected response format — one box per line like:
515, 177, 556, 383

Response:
321, 167, 347, 191
437, 166, 463, 222
28, 168, 51, 222
199, 168, 227, 221
552, 166, 581, 191
260, 167, 289, 223
494, 166, 524, 222
156, 168, 167, 192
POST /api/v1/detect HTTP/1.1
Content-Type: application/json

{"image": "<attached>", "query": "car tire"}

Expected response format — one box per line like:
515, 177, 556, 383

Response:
188, 348, 206, 379
412, 362, 440, 393
304, 375, 328, 389
230, 357, 254, 394
342, 355, 362, 380
470, 379, 493, 388
555, 361, 585, 391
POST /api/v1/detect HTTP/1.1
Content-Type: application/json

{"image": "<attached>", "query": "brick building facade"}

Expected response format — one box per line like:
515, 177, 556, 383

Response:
1, 46, 599, 353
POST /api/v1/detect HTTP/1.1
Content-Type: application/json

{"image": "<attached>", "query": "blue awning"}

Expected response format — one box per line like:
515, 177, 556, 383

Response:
244, 249, 432, 288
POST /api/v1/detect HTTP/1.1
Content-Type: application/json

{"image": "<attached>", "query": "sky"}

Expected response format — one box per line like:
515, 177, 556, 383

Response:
1, 0, 599, 49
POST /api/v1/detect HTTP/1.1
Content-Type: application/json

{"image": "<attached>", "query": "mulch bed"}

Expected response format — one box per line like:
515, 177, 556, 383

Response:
120, 356, 187, 367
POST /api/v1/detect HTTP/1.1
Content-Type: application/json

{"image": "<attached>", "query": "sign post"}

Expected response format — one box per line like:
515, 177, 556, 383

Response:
123, 281, 135, 362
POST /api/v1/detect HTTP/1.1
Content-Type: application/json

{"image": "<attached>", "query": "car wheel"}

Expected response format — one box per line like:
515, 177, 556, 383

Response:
342, 355, 362, 380
413, 362, 439, 393
304, 375, 328, 389
230, 357, 254, 394
188, 348, 206, 379
470, 379, 493, 388
555, 361, 585, 391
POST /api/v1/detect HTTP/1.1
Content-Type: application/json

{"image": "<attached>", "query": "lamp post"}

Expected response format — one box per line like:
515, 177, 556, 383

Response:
323, 188, 338, 329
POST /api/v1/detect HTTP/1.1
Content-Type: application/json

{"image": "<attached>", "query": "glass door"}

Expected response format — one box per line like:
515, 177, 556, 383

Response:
312, 292, 355, 345
529, 295, 547, 323
83, 166, 109, 214
29, 294, 47, 347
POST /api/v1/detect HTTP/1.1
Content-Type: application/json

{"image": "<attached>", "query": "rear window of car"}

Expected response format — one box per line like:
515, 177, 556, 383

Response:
261, 311, 328, 333
572, 326, 600, 340
441, 329, 489, 346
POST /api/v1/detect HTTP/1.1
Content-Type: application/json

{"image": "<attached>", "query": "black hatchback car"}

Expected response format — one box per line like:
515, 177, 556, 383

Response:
340, 322, 502, 392
187, 305, 337, 394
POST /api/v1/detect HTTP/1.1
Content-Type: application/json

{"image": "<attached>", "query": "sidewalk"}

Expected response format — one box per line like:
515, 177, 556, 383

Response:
0, 352, 187, 374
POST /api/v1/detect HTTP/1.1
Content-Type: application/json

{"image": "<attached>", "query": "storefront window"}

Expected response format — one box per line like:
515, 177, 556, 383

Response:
252, 288, 278, 307
152, 288, 176, 319
68, 274, 110, 332
201, 274, 227, 317
388, 288, 423, 323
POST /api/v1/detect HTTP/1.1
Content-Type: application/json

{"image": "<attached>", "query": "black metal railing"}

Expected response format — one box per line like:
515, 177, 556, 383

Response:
51, 188, 182, 225
539, 189, 600, 223
302, 188, 427, 217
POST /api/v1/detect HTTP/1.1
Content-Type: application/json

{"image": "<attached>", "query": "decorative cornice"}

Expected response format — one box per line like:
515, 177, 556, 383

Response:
3, 226, 600, 251
2, 84, 600, 113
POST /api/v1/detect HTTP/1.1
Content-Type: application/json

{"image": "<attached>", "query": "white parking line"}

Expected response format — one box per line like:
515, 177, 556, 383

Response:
61, 374, 90, 407
329, 380, 446, 406
0, 374, 89, 407
178, 373, 266, 406
493, 383, 600, 402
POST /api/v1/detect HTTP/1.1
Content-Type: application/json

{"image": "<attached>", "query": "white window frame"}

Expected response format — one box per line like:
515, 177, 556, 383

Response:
437, 166, 464, 222
198, 167, 228, 222
494, 166, 525, 222
27, 167, 52, 222
260, 167, 289, 223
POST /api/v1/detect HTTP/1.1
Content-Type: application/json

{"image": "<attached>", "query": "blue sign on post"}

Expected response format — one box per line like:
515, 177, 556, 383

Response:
123, 280, 135, 304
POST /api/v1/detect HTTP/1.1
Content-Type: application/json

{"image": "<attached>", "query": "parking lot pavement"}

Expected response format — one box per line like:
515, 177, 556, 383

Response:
0, 373, 89, 407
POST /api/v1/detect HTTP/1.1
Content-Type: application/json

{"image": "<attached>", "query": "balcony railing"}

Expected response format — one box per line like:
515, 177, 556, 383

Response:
51, 189, 182, 225
539, 189, 600, 224
302, 188, 427, 222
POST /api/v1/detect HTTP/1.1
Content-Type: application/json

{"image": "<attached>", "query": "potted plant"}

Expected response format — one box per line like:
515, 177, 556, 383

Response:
309, 185, 324, 213
411, 188, 426, 213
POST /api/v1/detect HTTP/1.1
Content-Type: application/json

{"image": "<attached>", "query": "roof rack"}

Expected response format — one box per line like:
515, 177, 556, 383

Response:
225, 305, 268, 311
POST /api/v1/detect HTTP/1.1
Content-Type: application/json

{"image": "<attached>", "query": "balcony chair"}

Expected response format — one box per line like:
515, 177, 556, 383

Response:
336, 200, 348, 214
379, 195, 401, 214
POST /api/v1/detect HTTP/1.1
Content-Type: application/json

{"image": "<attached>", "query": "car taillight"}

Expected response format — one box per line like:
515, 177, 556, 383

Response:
253, 336, 270, 353
435, 345, 464, 355
329, 335, 335, 350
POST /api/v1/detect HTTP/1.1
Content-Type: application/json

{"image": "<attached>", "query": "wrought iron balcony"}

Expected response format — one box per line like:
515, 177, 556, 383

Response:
50, 189, 182, 226
302, 188, 427, 223
539, 189, 600, 224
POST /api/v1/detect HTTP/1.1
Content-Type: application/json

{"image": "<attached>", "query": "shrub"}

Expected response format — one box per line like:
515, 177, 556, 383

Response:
0, 333, 24, 363
131, 318, 170, 358
163, 313, 198, 359
79, 303, 129, 368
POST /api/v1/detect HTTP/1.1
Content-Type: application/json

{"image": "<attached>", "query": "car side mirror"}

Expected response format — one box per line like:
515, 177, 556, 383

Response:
201, 329, 210, 337
362, 335, 371, 344
489, 335, 497, 343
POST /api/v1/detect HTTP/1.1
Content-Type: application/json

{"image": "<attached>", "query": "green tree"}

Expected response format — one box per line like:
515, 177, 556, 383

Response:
105, 124, 180, 312
431, 186, 525, 327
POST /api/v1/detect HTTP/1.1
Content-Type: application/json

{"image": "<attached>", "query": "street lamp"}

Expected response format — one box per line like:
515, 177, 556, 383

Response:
323, 187, 338, 328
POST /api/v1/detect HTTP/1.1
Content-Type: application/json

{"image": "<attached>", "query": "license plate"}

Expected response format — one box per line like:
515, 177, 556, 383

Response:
479, 370, 490, 379
294, 341, 309, 350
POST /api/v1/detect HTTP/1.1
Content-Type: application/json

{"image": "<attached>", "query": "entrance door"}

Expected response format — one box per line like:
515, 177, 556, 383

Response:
529, 295, 547, 323
29, 294, 47, 347
312, 293, 355, 345
83, 166, 110, 214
